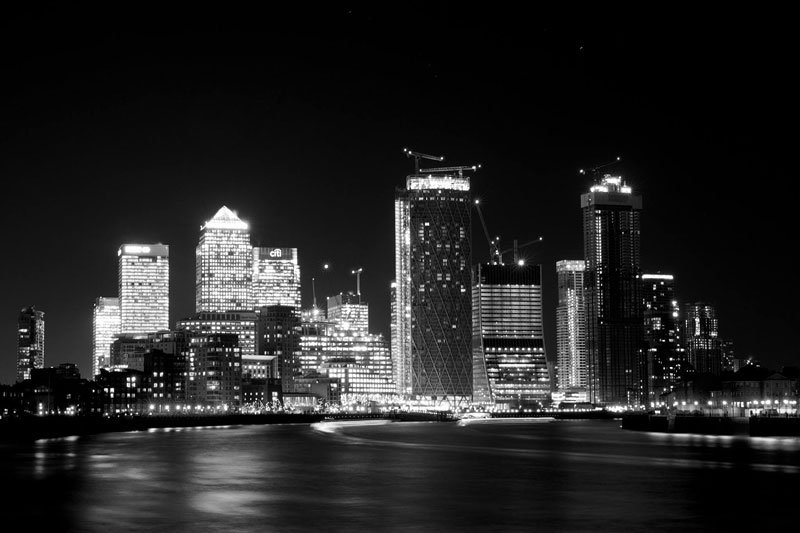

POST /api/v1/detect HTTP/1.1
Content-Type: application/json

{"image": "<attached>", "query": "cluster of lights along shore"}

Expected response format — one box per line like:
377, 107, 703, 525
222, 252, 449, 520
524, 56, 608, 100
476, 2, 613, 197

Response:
13, 152, 765, 415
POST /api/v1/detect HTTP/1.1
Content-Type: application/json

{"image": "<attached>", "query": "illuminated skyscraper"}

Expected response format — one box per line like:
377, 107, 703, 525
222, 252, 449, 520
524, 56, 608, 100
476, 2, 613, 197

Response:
684, 302, 721, 375
556, 260, 587, 396
582, 174, 644, 406
253, 247, 301, 312
326, 291, 368, 334
472, 263, 550, 407
394, 171, 472, 400
196, 206, 253, 313
118, 244, 169, 335
642, 274, 685, 404
92, 296, 121, 377
17, 306, 45, 382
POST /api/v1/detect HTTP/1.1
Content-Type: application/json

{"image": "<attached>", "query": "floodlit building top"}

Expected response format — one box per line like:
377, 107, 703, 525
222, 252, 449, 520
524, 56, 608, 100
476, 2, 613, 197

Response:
202, 205, 249, 231
407, 175, 470, 191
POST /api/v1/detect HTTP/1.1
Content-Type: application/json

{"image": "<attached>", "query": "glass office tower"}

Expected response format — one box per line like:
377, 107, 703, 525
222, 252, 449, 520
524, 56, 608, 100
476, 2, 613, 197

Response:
196, 206, 253, 313
253, 247, 301, 312
394, 173, 472, 401
472, 263, 550, 407
92, 296, 121, 377
118, 244, 169, 335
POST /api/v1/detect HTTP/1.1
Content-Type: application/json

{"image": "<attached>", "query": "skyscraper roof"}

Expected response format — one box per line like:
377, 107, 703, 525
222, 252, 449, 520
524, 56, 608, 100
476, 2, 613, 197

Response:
203, 206, 249, 230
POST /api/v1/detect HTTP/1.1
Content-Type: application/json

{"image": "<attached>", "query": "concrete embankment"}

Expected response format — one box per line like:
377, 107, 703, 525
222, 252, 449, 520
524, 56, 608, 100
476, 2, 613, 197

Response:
622, 413, 800, 436
0, 411, 450, 442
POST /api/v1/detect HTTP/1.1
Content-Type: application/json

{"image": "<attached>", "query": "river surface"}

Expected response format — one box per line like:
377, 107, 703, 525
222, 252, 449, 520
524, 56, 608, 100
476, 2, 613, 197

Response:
1, 418, 798, 532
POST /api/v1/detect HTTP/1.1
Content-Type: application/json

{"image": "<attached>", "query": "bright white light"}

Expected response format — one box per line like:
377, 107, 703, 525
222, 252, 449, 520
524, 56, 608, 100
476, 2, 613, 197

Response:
517, 259, 525, 266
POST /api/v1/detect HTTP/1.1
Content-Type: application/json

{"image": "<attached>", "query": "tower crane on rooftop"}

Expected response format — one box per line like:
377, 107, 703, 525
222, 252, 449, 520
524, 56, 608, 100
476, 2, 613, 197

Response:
499, 237, 544, 265
403, 148, 445, 173
473, 199, 543, 265
579, 156, 622, 179
403, 147, 481, 177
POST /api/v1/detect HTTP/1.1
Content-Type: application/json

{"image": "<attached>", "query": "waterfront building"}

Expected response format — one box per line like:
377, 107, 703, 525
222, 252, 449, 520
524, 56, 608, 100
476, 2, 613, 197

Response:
555, 260, 588, 400
642, 273, 685, 405
299, 326, 394, 395
684, 302, 722, 375
17, 306, 45, 382
241, 354, 280, 407
253, 247, 301, 312
196, 206, 253, 313
118, 244, 169, 335
143, 348, 187, 409
257, 305, 302, 393
184, 333, 242, 408
96, 367, 148, 415
176, 311, 257, 357
472, 263, 550, 407
92, 297, 121, 377
582, 174, 644, 406
393, 169, 472, 401
110, 334, 151, 371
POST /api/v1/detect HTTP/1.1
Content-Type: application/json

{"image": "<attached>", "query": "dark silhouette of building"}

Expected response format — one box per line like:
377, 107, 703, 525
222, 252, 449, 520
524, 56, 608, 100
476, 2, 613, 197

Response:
684, 303, 722, 375
17, 306, 45, 382
642, 274, 685, 406
258, 305, 302, 393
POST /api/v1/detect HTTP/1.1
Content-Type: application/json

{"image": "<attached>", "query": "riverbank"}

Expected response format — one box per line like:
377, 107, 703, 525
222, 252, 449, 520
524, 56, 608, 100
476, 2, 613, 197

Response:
0, 411, 451, 442
622, 413, 800, 436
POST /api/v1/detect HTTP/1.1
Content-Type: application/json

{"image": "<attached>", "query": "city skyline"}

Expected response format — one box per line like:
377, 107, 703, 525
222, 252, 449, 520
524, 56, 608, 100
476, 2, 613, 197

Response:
1, 7, 793, 384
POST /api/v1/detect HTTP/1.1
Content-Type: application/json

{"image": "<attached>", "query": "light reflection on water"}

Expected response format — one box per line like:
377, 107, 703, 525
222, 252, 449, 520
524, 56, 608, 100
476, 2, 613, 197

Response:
2, 420, 798, 532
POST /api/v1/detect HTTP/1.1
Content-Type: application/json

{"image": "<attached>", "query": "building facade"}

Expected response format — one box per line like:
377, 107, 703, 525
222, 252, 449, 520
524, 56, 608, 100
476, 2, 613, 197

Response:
17, 306, 45, 382
185, 333, 242, 408
92, 296, 121, 377
555, 260, 587, 397
257, 305, 302, 393
472, 263, 550, 407
196, 206, 253, 313
684, 302, 722, 375
642, 273, 685, 405
118, 244, 169, 335
326, 291, 368, 334
582, 174, 644, 406
253, 247, 301, 312
176, 311, 257, 357
394, 173, 472, 400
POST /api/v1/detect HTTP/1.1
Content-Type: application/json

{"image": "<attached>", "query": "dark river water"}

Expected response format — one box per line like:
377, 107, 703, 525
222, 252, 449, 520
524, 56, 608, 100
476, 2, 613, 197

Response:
1, 418, 798, 532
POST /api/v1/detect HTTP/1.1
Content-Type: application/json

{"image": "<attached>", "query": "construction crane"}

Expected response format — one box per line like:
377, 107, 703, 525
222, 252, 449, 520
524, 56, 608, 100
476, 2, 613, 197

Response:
473, 199, 501, 262
403, 147, 445, 173
418, 164, 481, 177
498, 237, 544, 265
351, 267, 363, 304
579, 156, 622, 178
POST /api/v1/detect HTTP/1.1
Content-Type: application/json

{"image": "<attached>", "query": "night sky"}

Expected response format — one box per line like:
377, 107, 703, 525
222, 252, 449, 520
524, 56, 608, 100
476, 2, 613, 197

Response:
0, 5, 794, 384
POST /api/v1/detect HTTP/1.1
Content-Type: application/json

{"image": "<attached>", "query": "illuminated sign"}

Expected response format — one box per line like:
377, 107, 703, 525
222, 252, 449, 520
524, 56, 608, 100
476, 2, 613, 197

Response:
262, 248, 296, 261
124, 245, 151, 254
